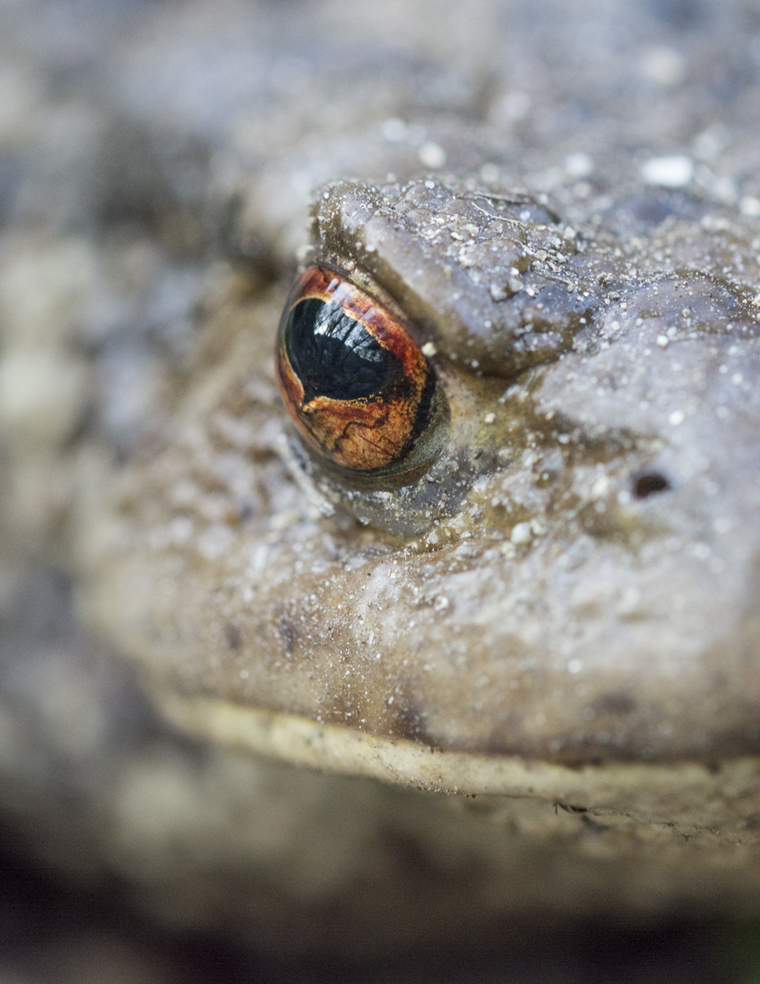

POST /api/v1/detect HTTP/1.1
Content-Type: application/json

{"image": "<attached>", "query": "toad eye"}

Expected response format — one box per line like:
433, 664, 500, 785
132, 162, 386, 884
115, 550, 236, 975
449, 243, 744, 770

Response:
275, 266, 447, 478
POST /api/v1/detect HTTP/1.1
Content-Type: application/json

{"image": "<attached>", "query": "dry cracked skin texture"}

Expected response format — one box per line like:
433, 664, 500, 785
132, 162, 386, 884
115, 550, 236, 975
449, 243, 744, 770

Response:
5, 0, 760, 958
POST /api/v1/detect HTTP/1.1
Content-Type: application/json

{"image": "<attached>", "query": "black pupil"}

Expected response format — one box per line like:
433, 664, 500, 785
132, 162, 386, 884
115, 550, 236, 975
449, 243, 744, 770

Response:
286, 297, 397, 402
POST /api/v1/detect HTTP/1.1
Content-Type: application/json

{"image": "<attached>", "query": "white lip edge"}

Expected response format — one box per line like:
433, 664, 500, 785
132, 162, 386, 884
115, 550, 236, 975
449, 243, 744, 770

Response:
155, 690, 760, 839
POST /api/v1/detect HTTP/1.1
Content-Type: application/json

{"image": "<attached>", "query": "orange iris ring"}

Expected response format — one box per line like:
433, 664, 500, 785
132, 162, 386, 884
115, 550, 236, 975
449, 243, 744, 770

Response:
276, 267, 431, 473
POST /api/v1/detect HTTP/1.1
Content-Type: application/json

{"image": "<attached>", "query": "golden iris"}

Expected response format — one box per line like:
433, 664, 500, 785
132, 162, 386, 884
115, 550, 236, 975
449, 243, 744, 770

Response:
275, 267, 444, 476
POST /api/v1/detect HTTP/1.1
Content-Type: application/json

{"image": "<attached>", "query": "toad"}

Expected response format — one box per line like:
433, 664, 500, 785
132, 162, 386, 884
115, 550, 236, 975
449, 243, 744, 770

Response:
84, 172, 760, 832
5, 0, 760, 956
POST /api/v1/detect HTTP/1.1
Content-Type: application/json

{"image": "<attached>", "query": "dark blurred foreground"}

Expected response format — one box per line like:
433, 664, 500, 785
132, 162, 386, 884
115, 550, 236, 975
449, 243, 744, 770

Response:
1, 832, 753, 984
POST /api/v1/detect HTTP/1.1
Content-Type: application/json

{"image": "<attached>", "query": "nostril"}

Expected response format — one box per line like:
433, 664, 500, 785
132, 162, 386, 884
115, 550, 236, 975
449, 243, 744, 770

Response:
632, 470, 671, 499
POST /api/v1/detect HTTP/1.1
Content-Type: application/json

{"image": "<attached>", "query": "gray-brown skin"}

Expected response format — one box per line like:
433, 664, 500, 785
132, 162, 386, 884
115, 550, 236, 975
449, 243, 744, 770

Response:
84, 168, 760, 822
9, 0, 760, 958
